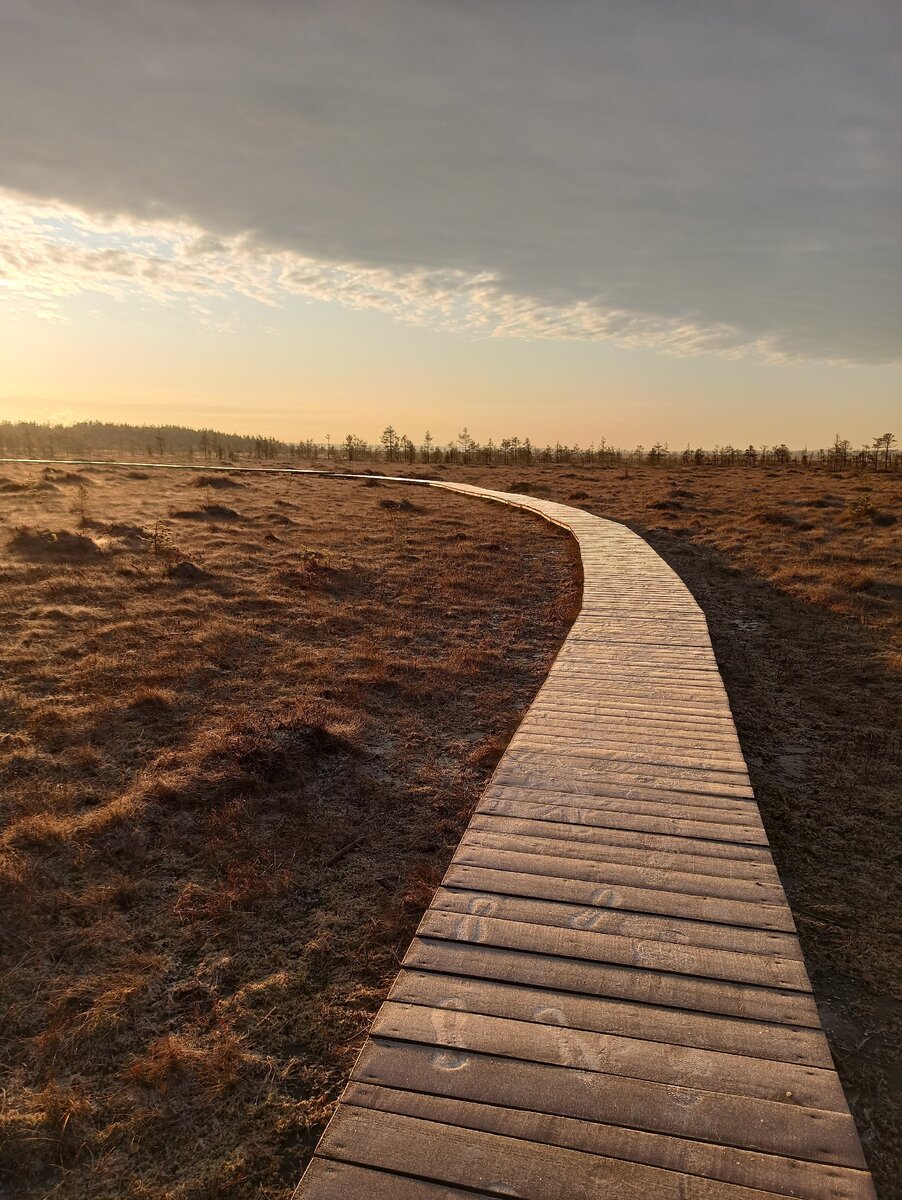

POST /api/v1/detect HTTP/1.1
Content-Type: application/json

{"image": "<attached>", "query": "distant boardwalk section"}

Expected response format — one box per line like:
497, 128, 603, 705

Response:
297, 481, 874, 1198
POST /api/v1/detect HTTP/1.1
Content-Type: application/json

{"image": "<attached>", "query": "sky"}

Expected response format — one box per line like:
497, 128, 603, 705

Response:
0, 0, 899, 448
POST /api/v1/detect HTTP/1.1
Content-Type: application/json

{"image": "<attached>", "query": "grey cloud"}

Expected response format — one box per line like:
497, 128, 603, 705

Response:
1, 0, 900, 361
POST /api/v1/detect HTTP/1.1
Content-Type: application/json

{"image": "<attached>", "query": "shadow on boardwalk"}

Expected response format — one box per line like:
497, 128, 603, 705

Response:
642, 526, 901, 1194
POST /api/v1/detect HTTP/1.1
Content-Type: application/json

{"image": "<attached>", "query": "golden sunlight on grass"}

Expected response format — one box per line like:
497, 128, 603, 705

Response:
0, 465, 579, 1198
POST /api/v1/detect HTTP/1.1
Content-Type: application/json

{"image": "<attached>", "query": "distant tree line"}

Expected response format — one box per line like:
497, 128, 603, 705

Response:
0, 420, 897, 472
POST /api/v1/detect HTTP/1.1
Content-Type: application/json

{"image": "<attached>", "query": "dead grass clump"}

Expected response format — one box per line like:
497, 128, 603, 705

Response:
509, 479, 551, 494
754, 507, 799, 527
809, 495, 841, 508
193, 475, 245, 489
0, 475, 30, 493
172, 503, 240, 521
378, 497, 418, 512
167, 560, 211, 585
829, 566, 877, 593
41, 469, 93, 486
129, 1031, 249, 1099
7, 528, 103, 561
90, 521, 149, 540
125, 687, 177, 715
844, 498, 878, 523
146, 714, 361, 816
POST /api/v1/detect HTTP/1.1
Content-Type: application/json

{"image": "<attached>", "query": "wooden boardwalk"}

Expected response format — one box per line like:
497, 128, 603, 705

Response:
296, 481, 874, 1199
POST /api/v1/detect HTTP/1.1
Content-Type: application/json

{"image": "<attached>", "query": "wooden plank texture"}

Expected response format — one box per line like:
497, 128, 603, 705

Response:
293, 479, 873, 1200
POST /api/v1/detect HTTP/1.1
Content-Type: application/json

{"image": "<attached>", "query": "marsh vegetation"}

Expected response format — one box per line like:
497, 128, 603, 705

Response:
0, 466, 579, 1198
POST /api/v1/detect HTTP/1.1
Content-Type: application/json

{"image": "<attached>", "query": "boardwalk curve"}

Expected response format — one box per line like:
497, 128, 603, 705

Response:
296, 479, 875, 1200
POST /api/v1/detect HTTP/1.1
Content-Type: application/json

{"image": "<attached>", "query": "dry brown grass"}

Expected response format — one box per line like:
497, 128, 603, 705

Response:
438, 460, 901, 1192
0, 465, 579, 1199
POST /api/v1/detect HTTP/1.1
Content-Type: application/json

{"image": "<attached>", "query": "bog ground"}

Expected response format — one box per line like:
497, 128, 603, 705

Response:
0, 465, 579, 1199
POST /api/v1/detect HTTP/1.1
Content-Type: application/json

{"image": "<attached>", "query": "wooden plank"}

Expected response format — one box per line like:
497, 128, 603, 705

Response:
416, 910, 809, 991
296, 1157, 497, 1198
451, 845, 788, 907
479, 794, 771, 846
510, 720, 743, 748
485, 782, 763, 822
487, 773, 760, 809
443, 863, 796, 932
543, 686, 724, 702
515, 721, 744, 750
493, 767, 757, 801
543, 672, 726, 691
541, 661, 718, 680
370, 1001, 844, 1109
509, 736, 749, 772
525, 705, 741, 732
554, 657, 718, 672
513, 717, 742, 743
388, 970, 831, 1066
317, 1105, 841, 1200
405, 938, 820, 1025
431, 888, 803, 959
349, 1073, 870, 1193
521, 690, 733, 711
468, 811, 772, 861
500, 752, 755, 792
459, 827, 780, 882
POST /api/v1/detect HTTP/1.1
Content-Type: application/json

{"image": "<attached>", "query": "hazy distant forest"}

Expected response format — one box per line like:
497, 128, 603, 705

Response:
0, 419, 898, 471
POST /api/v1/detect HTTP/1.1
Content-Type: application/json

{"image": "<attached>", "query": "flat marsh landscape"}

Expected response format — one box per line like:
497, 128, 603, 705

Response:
0, 465, 579, 1199
1, 459, 900, 1197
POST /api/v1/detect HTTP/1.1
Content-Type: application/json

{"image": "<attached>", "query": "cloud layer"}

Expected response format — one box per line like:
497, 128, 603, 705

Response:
1, 190, 789, 356
1, 1, 900, 363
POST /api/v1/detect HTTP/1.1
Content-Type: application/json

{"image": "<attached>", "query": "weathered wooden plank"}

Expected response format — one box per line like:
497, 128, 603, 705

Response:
388, 969, 830, 1065
431, 888, 803, 958
468, 811, 772, 861
544, 672, 727, 693
500, 752, 756, 792
373, 999, 843, 1106
317, 1106, 849, 1200
348, 1073, 869, 1188
459, 827, 780, 882
405, 938, 820, 1025
509, 736, 749, 772
531, 693, 736, 719
416, 910, 810, 991
516, 721, 744, 750
451, 846, 788, 907
442, 863, 796, 932
295, 1157, 495, 1198
485, 781, 763, 821
511, 726, 745, 755
479, 794, 771, 846
525, 705, 741, 732
493, 766, 757, 800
